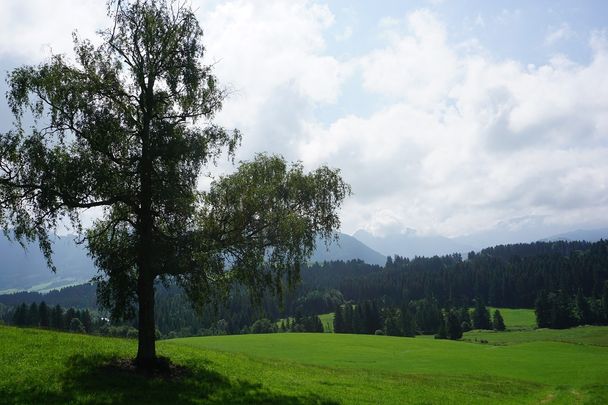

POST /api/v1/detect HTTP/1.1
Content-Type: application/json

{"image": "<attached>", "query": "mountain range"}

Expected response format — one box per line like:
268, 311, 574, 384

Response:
0, 235, 95, 294
354, 229, 474, 259
2, 227, 607, 293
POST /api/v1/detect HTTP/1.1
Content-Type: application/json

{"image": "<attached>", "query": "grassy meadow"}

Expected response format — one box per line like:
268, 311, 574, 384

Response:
486, 307, 537, 330
2, 317, 608, 404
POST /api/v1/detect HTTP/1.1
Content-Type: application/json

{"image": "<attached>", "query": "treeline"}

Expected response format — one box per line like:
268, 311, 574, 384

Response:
0, 284, 341, 339
7, 301, 93, 333
153, 286, 341, 337
333, 298, 506, 340
535, 285, 608, 329
245, 314, 325, 335
3, 240, 608, 337
305, 240, 608, 309
333, 301, 383, 334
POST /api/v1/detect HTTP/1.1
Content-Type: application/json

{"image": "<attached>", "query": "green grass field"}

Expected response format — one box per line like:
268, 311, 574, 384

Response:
487, 307, 537, 330
2, 323, 607, 404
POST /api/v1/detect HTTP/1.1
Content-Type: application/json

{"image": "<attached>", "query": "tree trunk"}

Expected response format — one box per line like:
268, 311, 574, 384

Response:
136, 269, 156, 368
136, 73, 157, 369
136, 89, 155, 368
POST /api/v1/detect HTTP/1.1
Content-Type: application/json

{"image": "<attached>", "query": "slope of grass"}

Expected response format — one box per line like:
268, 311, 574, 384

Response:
2, 325, 608, 404
487, 307, 536, 330
172, 331, 608, 388
464, 325, 608, 346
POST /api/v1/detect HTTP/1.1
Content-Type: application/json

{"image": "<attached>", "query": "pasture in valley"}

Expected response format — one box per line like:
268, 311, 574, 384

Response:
2, 312, 607, 404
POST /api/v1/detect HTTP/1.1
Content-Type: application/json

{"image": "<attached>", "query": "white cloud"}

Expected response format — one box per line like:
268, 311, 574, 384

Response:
359, 10, 460, 108
195, 0, 351, 163
335, 25, 353, 42
299, 11, 608, 236
1, 2, 607, 239
0, 0, 107, 61
545, 22, 575, 45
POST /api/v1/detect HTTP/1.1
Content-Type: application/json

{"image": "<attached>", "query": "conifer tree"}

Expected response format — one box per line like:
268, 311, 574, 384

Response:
38, 302, 50, 328
12, 303, 27, 326
51, 305, 64, 330
472, 298, 491, 330
81, 309, 93, 333
574, 289, 592, 325
69, 318, 86, 333
458, 307, 472, 332
492, 309, 506, 331
64, 308, 77, 330
446, 309, 463, 339
383, 309, 401, 336
353, 304, 364, 334
535, 291, 551, 328
400, 305, 417, 337
369, 301, 383, 334
333, 305, 344, 334
343, 304, 354, 333
27, 303, 39, 327
435, 315, 448, 339
550, 290, 576, 329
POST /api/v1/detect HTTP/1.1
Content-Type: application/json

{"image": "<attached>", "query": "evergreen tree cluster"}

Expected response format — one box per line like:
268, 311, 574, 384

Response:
535, 283, 608, 329
0, 284, 97, 308
303, 240, 608, 309
153, 285, 338, 337
435, 303, 504, 340
9, 301, 92, 333
383, 305, 416, 337
3, 239, 607, 339
471, 299, 492, 330
278, 313, 324, 333
333, 297, 505, 341
333, 301, 383, 334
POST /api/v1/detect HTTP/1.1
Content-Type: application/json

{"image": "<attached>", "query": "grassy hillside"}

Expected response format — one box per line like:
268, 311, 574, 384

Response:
173, 331, 608, 387
464, 325, 608, 346
2, 325, 608, 404
487, 307, 536, 330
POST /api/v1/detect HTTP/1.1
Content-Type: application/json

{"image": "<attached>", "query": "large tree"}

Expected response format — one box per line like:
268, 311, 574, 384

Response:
0, 0, 349, 368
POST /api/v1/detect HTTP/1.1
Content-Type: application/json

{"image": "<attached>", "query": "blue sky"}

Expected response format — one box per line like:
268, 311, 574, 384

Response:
1, 1, 607, 241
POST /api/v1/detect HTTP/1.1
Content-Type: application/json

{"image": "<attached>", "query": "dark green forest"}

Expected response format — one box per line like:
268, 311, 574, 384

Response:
2, 239, 608, 338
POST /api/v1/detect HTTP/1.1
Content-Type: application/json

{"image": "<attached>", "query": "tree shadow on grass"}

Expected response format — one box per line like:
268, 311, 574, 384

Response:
2, 354, 338, 405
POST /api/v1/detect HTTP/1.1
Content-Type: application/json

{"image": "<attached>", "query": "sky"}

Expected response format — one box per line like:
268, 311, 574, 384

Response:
1, 0, 608, 241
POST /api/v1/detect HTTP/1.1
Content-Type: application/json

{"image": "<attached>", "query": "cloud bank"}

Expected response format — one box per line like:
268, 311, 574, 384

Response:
1, 1, 607, 239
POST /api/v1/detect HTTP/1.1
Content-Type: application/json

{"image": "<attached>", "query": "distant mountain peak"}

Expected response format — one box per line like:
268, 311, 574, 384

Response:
541, 228, 608, 243
353, 229, 473, 258
311, 233, 386, 266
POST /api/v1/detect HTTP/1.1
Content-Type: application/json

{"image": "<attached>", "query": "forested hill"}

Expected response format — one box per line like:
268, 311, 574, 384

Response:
0, 232, 385, 293
304, 240, 608, 308
3, 240, 605, 312
2, 239, 607, 336
476, 240, 592, 259
0, 283, 97, 308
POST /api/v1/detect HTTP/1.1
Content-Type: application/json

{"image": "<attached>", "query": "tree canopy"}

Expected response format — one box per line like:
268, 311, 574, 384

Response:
0, 0, 350, 368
